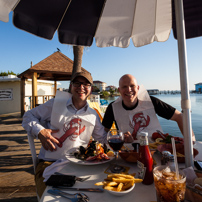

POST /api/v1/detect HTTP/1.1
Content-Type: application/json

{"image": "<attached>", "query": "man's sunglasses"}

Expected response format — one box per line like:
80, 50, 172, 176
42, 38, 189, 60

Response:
72, 81, 92, 88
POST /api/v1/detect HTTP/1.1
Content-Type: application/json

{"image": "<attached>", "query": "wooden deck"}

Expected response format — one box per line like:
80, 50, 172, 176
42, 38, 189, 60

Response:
0, 112, 40, 201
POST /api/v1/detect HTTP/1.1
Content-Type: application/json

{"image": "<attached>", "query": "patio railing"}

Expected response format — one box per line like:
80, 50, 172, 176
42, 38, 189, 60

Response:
25, 95, 55, 110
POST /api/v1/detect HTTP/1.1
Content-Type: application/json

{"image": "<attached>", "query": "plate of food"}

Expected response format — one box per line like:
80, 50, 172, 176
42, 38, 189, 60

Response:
157, 143, 199, 163
149, 131, 198, 163
65, 140, 115, 165
151, 131, 184, 144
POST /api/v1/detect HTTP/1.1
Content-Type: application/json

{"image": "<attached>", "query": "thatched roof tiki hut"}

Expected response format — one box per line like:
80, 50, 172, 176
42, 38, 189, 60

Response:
18, 51, 90, 116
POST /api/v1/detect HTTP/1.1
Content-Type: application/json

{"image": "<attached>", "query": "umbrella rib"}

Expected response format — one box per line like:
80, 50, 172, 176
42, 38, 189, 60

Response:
154, 0, 157, 40
11, 0, 21, 11
131, 0, 138, 37
56, 0, 72, 30
94, 0, 107, 35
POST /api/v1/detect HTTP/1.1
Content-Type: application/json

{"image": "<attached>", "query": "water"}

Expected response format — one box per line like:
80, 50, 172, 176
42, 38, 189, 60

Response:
104, 94, 202, 141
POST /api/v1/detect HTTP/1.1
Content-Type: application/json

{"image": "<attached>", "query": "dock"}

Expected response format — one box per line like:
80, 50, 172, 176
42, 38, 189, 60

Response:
0, 112, 40, 201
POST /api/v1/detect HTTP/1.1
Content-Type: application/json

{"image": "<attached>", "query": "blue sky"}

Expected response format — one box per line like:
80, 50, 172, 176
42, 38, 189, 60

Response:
1, 13, 202, 90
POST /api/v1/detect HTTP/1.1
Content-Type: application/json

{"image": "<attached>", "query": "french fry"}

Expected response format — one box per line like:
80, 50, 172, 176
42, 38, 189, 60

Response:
122, 181, 134, 190
104, 186, 117, 191
117, 182, 124, 192
106, 181, 118, 186
115, 176, 125, 180
105, 176, 125, 181
95, 180, 116, 186
94, 181, 105, 186
134, 178, 143, 183
108, 173, 134, 179
112, 178, 134, 184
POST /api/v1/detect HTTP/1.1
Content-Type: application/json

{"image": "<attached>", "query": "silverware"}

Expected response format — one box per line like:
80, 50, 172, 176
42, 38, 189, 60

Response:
48, 189, 82, 202
53, 186, 104, 192
54, 172, 91, 182
156, 130, 166, 140
75, 176, 91, 182
52, 189, 89, 202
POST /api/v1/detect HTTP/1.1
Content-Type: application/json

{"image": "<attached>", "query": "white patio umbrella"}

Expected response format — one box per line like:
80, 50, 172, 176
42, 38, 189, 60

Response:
1, 0, 201, 167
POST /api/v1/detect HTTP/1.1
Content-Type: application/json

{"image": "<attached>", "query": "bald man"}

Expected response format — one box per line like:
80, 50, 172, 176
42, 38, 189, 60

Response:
102, 74, 195, 142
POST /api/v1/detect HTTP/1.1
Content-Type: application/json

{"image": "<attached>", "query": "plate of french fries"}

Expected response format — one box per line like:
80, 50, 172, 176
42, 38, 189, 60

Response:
95, 173, 142, 196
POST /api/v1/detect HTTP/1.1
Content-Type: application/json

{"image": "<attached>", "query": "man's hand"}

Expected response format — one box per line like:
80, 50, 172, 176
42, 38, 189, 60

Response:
38, 129, 59, 151
124, 131, 134, 143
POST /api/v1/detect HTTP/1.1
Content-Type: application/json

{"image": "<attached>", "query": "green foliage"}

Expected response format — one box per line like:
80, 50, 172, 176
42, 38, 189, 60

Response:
92, 85, 100, 92
109, 89, 115, 95
0, 71, 17, 76
100, 90, 110, 98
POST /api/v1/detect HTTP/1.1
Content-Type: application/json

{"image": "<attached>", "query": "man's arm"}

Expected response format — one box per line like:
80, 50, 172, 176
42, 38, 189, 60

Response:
22, 99, 53, 137
91, 112, 108, 144
170, 109, 196, 141
150, 96, 175, 119
22, 99, 59, 151
151, 96, 196, 141
102, 102, 115, 132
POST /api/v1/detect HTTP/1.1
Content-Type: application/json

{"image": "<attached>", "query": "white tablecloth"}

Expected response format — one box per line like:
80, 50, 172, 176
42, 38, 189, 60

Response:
40, 141, 202, 202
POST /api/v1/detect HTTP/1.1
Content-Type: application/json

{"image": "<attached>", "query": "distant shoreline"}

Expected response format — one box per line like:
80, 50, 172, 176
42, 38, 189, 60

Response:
100, 90, 201, 99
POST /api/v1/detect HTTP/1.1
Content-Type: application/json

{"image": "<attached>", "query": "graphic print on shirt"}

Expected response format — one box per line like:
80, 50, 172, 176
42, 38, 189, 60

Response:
56, 118, 86, 147
129, 112, 150, 139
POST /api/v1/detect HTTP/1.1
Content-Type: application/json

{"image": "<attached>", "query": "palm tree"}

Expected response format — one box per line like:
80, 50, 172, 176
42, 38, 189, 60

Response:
72, 45, 84, 76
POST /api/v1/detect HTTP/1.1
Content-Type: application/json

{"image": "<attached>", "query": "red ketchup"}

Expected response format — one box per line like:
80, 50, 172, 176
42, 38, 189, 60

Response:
137, 132, 154, 185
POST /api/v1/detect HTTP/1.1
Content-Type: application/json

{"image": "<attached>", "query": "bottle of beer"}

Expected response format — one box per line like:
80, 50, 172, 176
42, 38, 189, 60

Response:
137, 132, 154, 185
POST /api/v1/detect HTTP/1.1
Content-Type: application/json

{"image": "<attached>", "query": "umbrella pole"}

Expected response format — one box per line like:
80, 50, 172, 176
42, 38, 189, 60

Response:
174, 0, 194, 167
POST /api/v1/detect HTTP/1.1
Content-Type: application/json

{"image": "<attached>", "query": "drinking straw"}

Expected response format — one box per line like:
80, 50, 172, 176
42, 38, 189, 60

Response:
171, 138, 179, 179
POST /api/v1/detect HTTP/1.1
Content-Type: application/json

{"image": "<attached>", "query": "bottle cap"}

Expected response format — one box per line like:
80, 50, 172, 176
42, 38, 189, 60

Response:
169, 154, 174, 161
140, 132, 148, 137
162, 151, 171, 156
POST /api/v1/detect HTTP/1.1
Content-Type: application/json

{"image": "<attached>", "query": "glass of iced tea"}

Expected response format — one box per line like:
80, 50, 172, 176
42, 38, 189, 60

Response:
153, 165, 186, 202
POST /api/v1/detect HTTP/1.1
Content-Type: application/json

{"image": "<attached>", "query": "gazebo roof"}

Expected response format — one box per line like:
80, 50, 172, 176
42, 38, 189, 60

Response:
18, 51, 89, 81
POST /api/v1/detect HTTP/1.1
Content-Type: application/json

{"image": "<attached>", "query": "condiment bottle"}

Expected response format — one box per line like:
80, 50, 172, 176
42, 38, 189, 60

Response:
167, 154, 175, 167
137, 132, 154, 185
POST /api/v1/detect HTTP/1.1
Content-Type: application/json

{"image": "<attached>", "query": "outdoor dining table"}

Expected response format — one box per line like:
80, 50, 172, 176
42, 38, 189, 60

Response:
40, 141, 202, 202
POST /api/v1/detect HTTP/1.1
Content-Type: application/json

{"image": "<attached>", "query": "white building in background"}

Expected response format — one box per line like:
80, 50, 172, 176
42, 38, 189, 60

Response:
93, 80, 106, 91
0, 75, 60, 115
106, 85, 116, 91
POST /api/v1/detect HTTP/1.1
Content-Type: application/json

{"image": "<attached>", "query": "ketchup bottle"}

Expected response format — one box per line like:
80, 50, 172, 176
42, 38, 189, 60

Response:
137, 132, 154, 185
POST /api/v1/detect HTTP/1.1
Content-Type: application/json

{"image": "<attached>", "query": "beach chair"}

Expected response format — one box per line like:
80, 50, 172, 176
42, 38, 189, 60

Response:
88, 101, 116, 129
27, 135, 40, 201
88, 101, 103, 119
28, 135, 39, 173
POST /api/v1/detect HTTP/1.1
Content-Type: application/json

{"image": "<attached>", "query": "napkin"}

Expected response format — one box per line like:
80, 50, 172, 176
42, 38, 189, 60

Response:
43, 159, 69, 182
183, 166, 198, 186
